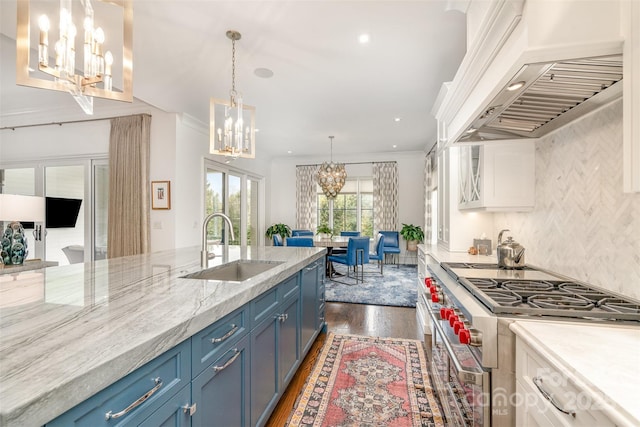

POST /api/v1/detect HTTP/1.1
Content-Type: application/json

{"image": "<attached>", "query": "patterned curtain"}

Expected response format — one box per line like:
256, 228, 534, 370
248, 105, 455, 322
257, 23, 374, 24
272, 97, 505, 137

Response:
107, 114, 151, 258
372, 162, 398, 232
296, 165, 318, 230
425, 152, 436, 244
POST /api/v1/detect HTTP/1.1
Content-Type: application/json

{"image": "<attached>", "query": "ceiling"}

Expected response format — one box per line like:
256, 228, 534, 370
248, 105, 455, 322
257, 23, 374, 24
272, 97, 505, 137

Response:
0, 0, 467, 159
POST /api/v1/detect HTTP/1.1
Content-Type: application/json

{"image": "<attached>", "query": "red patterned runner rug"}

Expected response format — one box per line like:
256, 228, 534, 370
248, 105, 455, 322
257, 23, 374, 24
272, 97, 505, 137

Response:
287, 333, 444, 426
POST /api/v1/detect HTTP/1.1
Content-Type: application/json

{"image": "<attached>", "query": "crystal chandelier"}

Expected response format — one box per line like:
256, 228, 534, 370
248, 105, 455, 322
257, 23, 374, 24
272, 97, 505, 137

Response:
16, 0, 133, 115
210, 30, 256, 159
317, 136, 347, 199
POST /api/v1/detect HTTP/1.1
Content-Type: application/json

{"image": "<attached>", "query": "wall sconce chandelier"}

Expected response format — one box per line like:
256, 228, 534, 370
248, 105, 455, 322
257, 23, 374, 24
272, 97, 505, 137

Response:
317, 136, 347, 199
210, 30, 256, 159
16, 0, 133, 115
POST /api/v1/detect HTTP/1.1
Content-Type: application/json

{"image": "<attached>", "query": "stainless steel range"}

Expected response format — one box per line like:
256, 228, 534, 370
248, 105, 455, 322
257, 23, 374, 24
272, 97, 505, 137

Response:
416, 257, 640, 427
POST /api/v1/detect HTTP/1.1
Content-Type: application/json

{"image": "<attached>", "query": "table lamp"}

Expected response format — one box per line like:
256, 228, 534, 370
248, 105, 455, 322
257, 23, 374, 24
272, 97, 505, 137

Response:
0, 194, 46, 265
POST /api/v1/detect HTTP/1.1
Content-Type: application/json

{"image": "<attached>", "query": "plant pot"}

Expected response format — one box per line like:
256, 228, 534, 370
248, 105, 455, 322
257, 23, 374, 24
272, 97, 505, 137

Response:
406, 240, 418, 251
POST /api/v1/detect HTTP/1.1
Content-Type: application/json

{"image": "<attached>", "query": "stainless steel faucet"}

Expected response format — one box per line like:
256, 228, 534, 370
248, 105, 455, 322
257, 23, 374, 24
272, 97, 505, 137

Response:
201, 212, 235, 268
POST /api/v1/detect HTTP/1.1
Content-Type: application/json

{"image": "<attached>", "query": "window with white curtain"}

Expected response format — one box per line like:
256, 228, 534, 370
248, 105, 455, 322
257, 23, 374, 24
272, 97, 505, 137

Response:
317, 178, 373, 237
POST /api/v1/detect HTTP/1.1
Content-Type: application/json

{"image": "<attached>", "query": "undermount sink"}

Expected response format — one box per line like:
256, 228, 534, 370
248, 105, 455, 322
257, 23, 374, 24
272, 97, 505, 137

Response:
181, 260, 284, 282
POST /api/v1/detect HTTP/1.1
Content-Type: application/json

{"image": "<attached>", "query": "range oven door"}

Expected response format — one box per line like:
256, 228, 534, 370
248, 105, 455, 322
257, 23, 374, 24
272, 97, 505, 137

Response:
429, 308, 490, 426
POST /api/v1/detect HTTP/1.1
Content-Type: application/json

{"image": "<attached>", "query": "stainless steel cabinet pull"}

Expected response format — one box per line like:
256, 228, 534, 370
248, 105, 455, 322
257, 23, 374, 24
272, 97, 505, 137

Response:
533, 376, 576, 417
211, 324, 238, 343
213, 348, 241, 372
105, 377, 163, 420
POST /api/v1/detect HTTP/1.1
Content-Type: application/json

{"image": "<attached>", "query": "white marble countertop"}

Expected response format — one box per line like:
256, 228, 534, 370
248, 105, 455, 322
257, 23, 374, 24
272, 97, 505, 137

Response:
510, 320, 640, 425
0, 245, 325, 426
419, 243, 496, 264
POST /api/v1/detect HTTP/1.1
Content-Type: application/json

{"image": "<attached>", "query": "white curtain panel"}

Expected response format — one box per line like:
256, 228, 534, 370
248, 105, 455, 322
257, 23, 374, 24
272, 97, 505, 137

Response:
372, 161, 398, 232
296, 165, 318, 230
107, 114, 151, 258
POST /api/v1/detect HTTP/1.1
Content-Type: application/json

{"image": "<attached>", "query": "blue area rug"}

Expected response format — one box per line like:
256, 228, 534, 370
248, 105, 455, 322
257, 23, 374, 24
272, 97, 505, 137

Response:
325, 264, 418, 307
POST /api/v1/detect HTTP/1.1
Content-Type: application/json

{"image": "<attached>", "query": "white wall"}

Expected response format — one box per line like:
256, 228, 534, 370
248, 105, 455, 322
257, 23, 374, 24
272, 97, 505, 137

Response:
269, 150, 426, 262
494, 99, 640, 300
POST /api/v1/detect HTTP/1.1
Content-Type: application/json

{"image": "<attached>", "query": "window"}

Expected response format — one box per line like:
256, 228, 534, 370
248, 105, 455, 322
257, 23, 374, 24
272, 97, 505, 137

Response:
317, 178, 373, 237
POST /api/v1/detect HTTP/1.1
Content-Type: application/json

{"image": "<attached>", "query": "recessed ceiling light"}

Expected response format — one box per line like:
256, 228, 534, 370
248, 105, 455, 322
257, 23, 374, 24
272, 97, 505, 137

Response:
254, 129, 260, 132
254, 68, 274, 78
287, 150, 293, 154
359, 34, 370, 44
507, 81, 525, 91
394, 117, 401, 122
392, 145, 397, 149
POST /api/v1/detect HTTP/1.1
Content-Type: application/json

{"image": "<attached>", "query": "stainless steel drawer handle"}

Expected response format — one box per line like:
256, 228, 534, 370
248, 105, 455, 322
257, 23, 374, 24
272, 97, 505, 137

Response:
211, 324, 238, 343
213, 348, 241, 372
105, 377, 163, 420
533, 376, 576, 417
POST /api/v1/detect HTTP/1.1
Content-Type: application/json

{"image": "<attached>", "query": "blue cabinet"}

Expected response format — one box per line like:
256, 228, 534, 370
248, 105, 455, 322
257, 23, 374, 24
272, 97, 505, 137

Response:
250, 274, 300, 427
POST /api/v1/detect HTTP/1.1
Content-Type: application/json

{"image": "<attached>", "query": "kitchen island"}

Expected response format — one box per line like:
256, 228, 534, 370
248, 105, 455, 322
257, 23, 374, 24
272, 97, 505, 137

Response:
0, 245, 325, 426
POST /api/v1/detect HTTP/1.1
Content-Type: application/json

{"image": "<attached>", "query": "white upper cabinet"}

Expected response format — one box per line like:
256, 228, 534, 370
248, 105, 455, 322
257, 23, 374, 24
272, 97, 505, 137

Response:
458, 141, 535, 212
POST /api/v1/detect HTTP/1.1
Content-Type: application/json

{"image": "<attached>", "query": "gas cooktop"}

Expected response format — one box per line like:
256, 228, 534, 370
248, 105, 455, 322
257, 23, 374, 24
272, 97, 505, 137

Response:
440, 262, 640, 322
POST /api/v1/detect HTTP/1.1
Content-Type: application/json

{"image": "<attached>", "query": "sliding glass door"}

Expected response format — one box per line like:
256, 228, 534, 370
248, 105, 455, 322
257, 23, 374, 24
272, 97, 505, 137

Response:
0, 157, 107, 265
204, 160, 264, 247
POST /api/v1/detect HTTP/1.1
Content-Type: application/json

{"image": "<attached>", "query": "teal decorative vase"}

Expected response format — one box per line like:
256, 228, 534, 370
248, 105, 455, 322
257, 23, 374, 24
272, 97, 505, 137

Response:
1, 222, 28, 265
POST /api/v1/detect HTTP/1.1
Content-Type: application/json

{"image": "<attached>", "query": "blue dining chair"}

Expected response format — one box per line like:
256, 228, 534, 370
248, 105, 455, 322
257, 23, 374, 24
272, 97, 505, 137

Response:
286, 237, 314, 247
292, 229, 314, 237
327, 237, 370, 284
368, 233, 385, 275
333, 231, 360, 255
379, 230, 400, 268
273, 234, 284, 246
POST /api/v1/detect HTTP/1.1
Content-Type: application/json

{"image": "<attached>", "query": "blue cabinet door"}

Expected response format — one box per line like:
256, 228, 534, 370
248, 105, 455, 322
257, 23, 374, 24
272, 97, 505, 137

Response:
191, 334, 250, 427
278, 293, 300, 388
250, 313, 278, 427
300, 262, 318, 354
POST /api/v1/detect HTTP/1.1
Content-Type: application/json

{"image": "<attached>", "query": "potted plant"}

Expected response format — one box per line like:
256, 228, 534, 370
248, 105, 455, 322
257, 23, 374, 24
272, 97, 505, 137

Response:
400, 223, 424, 251
316, 225, 333, 239
265, 223, 291, 244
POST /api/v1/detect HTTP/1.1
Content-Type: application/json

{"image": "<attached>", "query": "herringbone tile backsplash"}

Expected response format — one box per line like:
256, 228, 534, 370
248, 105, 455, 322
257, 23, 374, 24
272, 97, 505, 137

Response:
494, 99, 640, 300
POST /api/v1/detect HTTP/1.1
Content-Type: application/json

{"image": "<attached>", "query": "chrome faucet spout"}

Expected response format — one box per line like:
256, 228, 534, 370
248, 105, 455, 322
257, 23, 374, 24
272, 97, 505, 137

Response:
201, 213, 235, 268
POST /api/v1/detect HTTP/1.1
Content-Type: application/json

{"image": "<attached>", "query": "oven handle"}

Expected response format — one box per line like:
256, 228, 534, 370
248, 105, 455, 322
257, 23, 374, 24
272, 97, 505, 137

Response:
429, 308, 485, 386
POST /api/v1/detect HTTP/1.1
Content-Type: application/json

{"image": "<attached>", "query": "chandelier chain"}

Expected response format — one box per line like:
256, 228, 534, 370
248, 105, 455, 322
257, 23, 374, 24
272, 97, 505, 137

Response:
231, 37, 236, 96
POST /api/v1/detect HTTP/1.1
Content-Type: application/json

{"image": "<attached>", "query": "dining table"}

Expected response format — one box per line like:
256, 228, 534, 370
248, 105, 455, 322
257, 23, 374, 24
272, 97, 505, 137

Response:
313, 236, 350, 277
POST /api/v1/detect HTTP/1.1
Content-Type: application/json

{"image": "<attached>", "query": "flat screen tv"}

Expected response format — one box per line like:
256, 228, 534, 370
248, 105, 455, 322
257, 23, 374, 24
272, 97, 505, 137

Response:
45, 197, 83, 228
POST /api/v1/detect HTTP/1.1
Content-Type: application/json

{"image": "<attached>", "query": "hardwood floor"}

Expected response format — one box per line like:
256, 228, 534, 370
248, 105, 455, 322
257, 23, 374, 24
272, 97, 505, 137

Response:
265, 302, 418, 426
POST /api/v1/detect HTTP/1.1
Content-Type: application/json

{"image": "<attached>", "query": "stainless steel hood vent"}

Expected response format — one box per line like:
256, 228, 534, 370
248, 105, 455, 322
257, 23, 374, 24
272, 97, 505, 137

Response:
458, 55, 623, 142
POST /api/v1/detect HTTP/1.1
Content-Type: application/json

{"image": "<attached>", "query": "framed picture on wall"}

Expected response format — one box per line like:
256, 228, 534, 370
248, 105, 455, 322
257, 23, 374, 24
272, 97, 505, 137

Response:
151, 181, 171, 210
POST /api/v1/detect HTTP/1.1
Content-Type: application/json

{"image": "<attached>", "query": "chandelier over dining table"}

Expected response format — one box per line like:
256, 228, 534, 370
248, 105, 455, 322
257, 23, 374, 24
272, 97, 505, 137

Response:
316, 136, 347, 199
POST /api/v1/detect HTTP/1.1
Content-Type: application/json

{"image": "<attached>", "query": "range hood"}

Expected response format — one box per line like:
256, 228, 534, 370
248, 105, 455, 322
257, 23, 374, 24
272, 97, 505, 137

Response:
457, 54, 623, 143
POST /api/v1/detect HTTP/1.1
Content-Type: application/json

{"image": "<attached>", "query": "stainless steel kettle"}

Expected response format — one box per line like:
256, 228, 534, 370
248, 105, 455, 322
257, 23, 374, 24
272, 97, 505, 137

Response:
497, 229, 526, 269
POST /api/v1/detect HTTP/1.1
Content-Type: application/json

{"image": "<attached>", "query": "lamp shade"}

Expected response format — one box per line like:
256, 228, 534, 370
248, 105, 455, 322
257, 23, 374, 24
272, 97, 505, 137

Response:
0, 194, 46, 222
